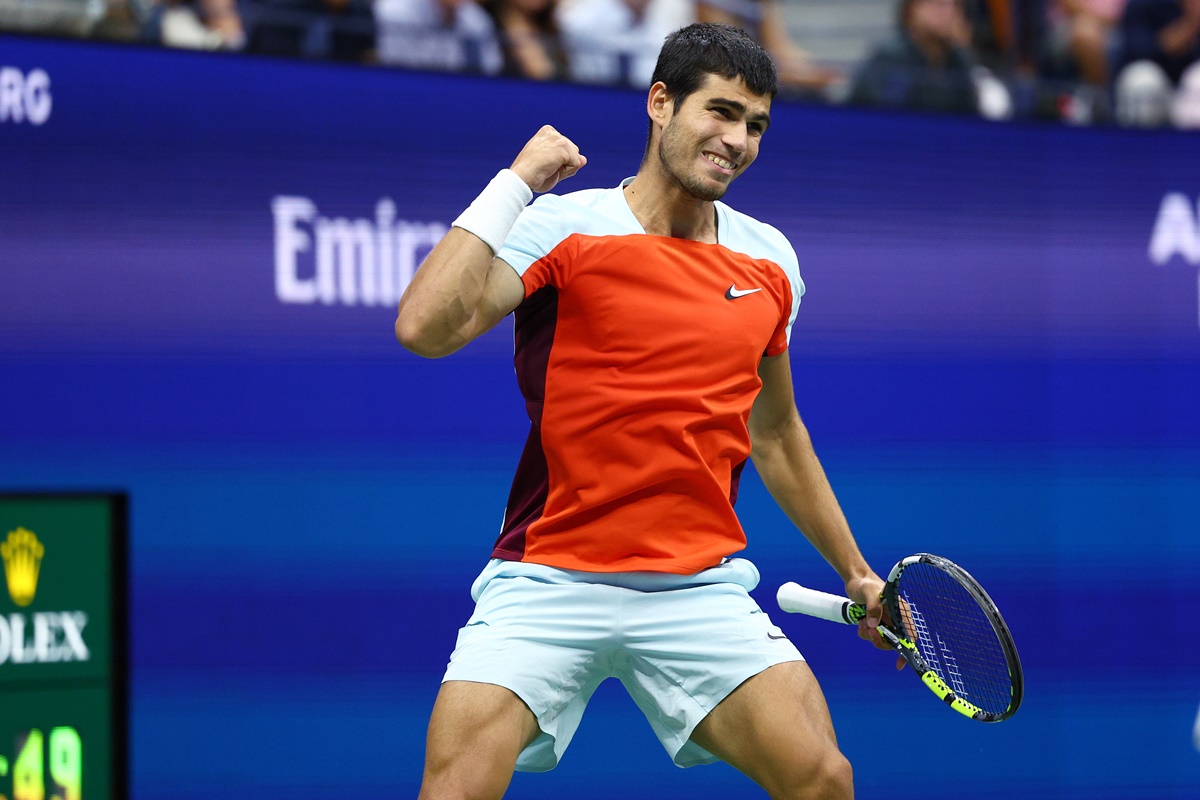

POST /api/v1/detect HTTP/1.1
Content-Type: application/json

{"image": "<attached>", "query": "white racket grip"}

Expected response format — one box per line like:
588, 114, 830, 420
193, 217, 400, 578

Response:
776, 582, 859, 625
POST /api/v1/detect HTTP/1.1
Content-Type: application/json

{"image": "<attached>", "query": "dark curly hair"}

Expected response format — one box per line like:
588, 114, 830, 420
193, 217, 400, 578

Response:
650, 22, 777, 111
642, 23, 776, 157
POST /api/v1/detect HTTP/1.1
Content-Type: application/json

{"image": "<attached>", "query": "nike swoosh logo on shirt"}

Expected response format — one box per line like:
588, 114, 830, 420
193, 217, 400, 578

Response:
725, 285, 763, 300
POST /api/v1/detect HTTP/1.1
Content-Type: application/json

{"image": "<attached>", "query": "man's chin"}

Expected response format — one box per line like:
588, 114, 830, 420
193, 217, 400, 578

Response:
692, 181, 729, 202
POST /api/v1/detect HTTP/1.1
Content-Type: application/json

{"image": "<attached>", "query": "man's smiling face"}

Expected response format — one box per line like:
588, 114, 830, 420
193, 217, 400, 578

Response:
655, 73, 772, 202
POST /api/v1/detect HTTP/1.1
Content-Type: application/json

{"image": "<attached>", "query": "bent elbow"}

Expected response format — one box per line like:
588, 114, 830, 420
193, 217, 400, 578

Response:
395, 315, 437, 358
394, 311, 457, 359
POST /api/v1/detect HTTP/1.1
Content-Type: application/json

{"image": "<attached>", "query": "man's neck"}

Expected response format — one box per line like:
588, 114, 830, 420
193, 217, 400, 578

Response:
623, 169, 719, 244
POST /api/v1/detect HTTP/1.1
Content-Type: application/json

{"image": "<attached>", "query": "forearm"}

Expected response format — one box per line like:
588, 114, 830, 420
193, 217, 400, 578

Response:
395, 127, 586, 358
758, 2, 802, 58
751, 413, 872, 587
1159, 15, 1200, 57
395, 165, 538, 357
395, 229, 503, 358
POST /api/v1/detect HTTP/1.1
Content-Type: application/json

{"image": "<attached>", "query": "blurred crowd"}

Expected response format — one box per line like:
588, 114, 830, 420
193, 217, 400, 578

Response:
3, 0, 1199, 127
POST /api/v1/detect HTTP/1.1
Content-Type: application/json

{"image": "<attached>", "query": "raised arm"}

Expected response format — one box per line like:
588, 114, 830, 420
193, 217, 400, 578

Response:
395, 126, 586, 358
749, 353, 892, 653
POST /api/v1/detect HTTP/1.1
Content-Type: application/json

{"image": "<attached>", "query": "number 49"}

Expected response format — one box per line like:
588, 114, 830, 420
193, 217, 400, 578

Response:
14, 727, 82, 800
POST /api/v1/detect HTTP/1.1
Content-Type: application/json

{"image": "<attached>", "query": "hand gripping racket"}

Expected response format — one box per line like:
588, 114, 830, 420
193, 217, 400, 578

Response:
777, 553, 1023, 722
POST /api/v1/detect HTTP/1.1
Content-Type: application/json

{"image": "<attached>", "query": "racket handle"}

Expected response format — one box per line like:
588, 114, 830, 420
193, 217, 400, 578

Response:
777, 582, 866, 625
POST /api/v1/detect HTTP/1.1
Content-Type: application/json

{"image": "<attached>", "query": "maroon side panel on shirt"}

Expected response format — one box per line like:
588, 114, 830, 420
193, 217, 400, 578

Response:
729, 457, 747, 508
493, 286, 559, 560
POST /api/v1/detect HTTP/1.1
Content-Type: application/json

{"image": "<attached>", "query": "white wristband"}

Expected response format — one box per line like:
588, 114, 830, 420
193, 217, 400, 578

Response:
451, 169, 534, 255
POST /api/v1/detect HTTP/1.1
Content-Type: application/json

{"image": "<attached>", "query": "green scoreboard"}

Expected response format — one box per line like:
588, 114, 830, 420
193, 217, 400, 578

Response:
0, 494, 127, 800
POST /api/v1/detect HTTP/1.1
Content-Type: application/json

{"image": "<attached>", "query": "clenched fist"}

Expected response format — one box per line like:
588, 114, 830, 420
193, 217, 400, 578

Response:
510, 125, 588, 194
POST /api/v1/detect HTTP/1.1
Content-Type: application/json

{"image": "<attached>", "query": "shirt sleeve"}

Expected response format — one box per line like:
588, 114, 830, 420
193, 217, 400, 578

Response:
782, 244, 805, 349
496, 194, 576, 296
765, 237, 804, 356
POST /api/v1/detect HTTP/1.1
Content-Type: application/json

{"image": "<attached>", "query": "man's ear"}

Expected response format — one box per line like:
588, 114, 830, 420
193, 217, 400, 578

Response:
646, 81, 672, 130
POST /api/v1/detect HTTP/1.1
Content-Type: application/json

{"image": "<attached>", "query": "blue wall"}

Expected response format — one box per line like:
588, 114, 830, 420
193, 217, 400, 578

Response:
2, 34, 1199, 798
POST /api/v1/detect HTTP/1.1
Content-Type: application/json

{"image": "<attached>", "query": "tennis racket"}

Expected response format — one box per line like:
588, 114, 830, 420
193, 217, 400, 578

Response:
777, 553, 1023, 722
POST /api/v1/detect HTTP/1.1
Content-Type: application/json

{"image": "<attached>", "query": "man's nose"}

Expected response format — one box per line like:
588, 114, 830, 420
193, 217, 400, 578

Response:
722, 123, 749, 153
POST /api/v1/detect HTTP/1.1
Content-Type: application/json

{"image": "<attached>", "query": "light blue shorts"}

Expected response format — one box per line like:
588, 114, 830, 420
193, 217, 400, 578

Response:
441, 557, 804, 772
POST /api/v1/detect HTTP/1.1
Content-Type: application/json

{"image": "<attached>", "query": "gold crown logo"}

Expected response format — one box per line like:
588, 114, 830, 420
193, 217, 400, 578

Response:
1, 527, 44, 607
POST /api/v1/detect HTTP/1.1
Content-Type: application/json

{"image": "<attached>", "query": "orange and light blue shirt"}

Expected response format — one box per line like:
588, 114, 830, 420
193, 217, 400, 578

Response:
493, 179, 804, 575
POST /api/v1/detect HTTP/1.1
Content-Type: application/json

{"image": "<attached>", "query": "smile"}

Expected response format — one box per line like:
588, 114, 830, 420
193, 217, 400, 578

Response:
704, 153, 736, 172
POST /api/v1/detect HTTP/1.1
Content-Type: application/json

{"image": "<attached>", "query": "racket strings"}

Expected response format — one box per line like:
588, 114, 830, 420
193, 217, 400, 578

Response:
895, 562, 1014, 715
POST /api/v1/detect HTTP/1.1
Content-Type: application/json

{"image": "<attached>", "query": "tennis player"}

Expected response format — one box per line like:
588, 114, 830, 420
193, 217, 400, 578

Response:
396, 22, 890, 800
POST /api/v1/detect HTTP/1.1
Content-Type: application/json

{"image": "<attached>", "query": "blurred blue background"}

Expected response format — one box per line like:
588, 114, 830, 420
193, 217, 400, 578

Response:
2, 33, 1199, 798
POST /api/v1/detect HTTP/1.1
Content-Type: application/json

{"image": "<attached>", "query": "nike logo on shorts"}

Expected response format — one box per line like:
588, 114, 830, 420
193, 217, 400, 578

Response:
725, 284, 762, 300
767, 626, 788, 640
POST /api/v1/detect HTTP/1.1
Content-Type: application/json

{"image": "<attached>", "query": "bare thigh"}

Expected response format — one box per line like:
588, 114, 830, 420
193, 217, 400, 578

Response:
689, 662, 853, 800
419, 680, 542, 800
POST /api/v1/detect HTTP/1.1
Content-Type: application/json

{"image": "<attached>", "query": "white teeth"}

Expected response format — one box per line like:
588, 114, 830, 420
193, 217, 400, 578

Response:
706, 154, 734, 170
